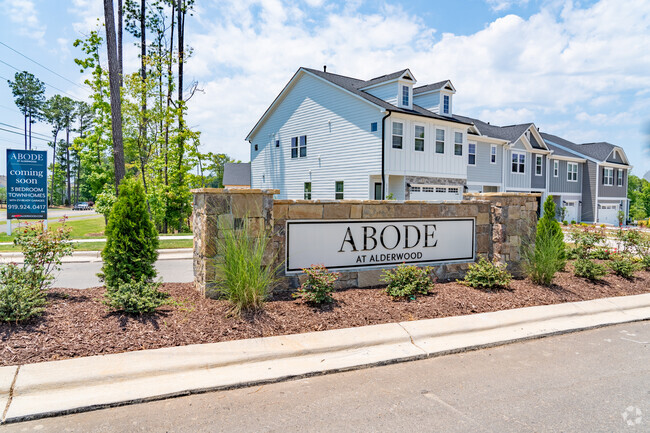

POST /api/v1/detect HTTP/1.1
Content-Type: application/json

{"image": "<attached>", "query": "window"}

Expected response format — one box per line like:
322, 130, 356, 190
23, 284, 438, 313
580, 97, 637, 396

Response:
553, 160, 559, 177
435, 129, 445, 154
468, 143, 476, 165
567, 162, 578, 182
603, 167, 613, 185
392, 122, 403, 149
435, 187, 446, 193
335, 181, 344, 200
454, 132, 463, 156
402, 85, 409, 106
370, 122, 378, 132
490, 145, 497, 164
422, 187, 435, 192
535, 155, 543, 176
254, 144, 258, 151
414, 125, 425, 151
512, 152, 525, 173
443, 95, 449, 114
617, 169, 623, 187
291, 136, 307, 158
275, 139, 280, 148
410, 186, 421, 192
303, 182, 312, 200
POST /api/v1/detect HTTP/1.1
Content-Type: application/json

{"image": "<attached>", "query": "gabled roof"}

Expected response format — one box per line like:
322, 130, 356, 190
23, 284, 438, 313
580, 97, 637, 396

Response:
361, 69, 414, 88
222, 162, 251, 186
542, 136, 586, 159
413, 80, 455, 94
541, 133, 630, 165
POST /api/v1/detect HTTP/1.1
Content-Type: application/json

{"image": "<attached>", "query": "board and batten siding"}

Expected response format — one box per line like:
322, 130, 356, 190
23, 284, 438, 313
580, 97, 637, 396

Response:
548, 160, 582, 194
504, 139, 531, 190
249, 72, 383, 200
606, 150, 625, 164
384, 112, 468, 179
467, 140, 503, 184
598, 166, 628, 198
413, 92, 440, 113
364, 82, 398, 106
581, 161, 598, 222
530, 153, 547, 189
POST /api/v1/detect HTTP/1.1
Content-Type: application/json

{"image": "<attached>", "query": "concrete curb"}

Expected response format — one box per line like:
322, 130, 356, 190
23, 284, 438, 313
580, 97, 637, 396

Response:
2, 293, 649, 424
0, 248, 193, 264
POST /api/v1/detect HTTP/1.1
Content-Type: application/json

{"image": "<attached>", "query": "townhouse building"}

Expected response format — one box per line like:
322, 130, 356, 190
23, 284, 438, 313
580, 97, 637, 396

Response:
246, 67, 631, 224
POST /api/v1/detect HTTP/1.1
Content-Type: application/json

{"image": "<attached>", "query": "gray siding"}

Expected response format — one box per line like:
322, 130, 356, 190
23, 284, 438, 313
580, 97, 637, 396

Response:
413, 92, 440, 113
598, 166, 628, 198
505, 148, 531, 189
581, 161, 598, 222
549, 160, 582, 194
606, 150, 624, 164
467, 141, 502, 184
530, 153, 546, 189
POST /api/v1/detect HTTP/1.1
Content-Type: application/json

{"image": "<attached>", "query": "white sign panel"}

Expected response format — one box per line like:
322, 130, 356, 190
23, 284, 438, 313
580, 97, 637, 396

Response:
286, 218, 475, 273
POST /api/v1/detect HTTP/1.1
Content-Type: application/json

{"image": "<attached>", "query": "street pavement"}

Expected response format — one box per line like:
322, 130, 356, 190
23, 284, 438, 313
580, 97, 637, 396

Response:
4, 321, 648, 432
52, 259, 193, 288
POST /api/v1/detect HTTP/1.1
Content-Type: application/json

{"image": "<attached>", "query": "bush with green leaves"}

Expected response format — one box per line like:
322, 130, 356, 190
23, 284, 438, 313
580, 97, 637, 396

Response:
0, 222, 73, 322
212, 217, 281, 316
462, 257, 512, 290
608, 254, 640, 279
94, 183, 117, 224
381, 264, 433, 300
573, 258, 608, 281
294, 264, 339, 304
522, 196, 566, 286
100, 178, 159, 289
104, 277, 171, 314
589, 248, 612, 260
569, 225, 606, 258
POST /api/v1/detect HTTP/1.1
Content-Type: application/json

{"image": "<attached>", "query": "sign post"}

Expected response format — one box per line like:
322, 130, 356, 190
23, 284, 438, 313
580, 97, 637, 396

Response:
6, 149, 48, 234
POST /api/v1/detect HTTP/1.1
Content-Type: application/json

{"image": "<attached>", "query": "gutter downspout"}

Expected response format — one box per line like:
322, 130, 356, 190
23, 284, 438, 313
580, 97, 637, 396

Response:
381, 110, 392, 199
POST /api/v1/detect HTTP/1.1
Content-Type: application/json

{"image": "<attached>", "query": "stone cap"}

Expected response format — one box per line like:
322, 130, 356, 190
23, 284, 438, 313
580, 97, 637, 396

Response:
273, 199, 491, 205
464, 192, 542, 198
191, 188, 280, 195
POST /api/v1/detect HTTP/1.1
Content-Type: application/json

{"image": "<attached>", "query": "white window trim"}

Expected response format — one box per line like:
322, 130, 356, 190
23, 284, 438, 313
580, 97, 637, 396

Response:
535, 155, 543, 176
468, 142, 476, 166
617, 169, 623, 187
603, 167, 614, 186
511, 151, 526, 174
401, 85, 410, 107
414, 123, 425, 152
553, 160, 559, 177
454, 131, 463, 157
567, 162, 578, 182
435, 128, 445, 154
490, 144, 497, 164
392, 121, 403, 149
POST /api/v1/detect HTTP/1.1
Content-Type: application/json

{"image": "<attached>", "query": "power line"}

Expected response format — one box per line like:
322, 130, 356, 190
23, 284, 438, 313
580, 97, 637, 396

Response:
0, 122, 51, 140
0, 60, 84, 102
0, 126, 50, 143
0, 40, 91, 94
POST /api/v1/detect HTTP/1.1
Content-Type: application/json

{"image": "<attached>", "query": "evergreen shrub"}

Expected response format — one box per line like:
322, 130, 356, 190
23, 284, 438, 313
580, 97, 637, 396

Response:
608, 254, 640, 279
462, 257, 512, 290
573, 258, 608, 280
381, 264, 433, 300
104, 277, 171, 314
294, 264, 339, 304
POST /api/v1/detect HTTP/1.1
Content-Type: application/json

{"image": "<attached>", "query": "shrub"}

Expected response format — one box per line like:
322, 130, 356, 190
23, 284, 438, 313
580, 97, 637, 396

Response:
562, 220, 568, 226
522, 196, 566, 286
212, 217, 281, 316
104, 277, 170, 314
641, 255, 650, 270
381, 264, 433, 300
0, 222, 73, 322
589, 248, 612, 260
100, 178, 159, 289
294, 264, 339, 304
462, 257, 512, 290
94, 183, 117, 224
569, 225, 606, 258
573, 258, 608, 280
571, 220, 576, 225
608, 255, 640, 279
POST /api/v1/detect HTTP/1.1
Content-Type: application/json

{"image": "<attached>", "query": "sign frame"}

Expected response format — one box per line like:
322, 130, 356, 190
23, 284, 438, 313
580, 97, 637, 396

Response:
6, 149, 48, 220
285, 217, 476, 274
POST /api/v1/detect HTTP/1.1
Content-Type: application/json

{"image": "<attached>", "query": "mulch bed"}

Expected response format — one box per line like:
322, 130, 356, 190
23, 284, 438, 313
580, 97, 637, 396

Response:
2, 266, 649, 366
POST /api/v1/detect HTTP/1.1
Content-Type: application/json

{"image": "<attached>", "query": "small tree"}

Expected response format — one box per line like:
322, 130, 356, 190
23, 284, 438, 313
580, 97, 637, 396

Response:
100, 177, 159, 288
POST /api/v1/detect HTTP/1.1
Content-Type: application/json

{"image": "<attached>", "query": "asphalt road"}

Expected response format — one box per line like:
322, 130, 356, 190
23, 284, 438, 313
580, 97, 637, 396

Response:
4, 321, 648, 432
52, 259, 194, 288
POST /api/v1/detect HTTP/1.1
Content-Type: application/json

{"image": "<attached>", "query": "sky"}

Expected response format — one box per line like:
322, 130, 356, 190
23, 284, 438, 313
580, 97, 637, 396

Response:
0, 0, 649, 177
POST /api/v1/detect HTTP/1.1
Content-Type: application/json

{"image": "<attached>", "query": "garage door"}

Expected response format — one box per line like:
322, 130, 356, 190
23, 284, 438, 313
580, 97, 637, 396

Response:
565, 201, 578, 223
410, 185, 462, 202
598, 204, 619, 225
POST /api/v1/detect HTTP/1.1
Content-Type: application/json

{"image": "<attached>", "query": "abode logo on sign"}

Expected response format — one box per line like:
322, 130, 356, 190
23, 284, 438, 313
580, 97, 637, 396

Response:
286, 218, 475, 272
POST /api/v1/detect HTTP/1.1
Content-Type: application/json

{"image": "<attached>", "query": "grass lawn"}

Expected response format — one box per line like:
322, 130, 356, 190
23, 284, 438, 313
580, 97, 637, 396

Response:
0, 216, 106, 243
0, 237, 192, 252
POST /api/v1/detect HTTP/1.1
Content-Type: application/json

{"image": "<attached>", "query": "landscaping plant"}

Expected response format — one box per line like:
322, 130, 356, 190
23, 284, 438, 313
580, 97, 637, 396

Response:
0, 222, 73, 322
381, 264, 433, 300
569, 224, 606, 258
100, 177, 159, 288
608, 254, 640, 279
294, 264, 339, 304
573, 258, 608, 281
213, 216, 281, 316
104, 277, 171, 314
522, 196, 566, 286
461, 257, 512, 290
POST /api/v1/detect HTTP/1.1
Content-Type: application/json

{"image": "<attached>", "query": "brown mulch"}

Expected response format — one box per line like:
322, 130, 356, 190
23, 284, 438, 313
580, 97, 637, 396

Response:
1, 267, 649, 366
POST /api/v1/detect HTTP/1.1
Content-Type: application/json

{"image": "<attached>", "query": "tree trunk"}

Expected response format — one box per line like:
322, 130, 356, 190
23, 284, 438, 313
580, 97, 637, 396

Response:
176, 0, 185, 185
51, 131, 58, 205
24, 114, 27, 150
28, 112, 32, 150
66, 128, 71, 205
162, 2, 175, 234
104, 0, 126, 193
118, 0, 123, 86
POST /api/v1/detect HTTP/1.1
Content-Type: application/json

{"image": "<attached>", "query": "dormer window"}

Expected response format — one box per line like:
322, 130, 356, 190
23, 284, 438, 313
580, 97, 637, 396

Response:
402, 85, 409, 106
443, 95, 450, 114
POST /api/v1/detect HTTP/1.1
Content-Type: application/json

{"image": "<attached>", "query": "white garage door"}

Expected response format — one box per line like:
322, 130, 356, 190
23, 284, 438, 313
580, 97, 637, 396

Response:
565, 201, 578, 223
598, 204, 619, 225
410, 185, 463, 202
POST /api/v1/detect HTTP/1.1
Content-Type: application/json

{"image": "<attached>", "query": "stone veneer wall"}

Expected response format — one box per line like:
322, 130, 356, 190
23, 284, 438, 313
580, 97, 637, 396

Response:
192, 189, 540, 297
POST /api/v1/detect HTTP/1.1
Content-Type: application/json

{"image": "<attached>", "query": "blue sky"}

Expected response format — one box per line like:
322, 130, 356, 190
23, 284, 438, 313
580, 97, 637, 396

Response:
0, 0, 648, 177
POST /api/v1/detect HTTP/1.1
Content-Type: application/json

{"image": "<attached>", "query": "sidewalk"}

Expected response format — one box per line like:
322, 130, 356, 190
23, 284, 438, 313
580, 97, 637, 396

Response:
0, 248, 193, 264
1, 293, 648, 424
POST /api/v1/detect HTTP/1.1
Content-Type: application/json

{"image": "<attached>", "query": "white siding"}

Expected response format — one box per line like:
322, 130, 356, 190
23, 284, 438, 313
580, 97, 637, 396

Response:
249, 72, 383, 200
364, 82, 398, 106
413, 91, 440, 113
385, 113, 468, 179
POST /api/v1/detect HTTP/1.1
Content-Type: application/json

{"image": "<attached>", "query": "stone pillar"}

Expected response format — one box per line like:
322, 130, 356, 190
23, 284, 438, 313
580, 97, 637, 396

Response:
191, 188, 278, 296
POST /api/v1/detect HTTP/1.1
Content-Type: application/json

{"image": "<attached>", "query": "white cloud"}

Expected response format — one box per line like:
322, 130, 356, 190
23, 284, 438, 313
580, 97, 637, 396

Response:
478, 108, 535, 125
2, 0, 45, 42
485, 0, 529, 12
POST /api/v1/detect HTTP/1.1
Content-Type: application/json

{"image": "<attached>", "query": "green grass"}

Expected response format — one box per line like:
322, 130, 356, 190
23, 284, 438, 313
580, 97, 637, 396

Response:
0, 216, 106, 243
0, 238, 192, 252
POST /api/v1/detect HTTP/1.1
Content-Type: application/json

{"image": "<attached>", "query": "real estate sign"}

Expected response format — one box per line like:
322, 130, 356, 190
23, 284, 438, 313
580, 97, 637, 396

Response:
6, 149, 48, 220
286, 218, 475, 272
